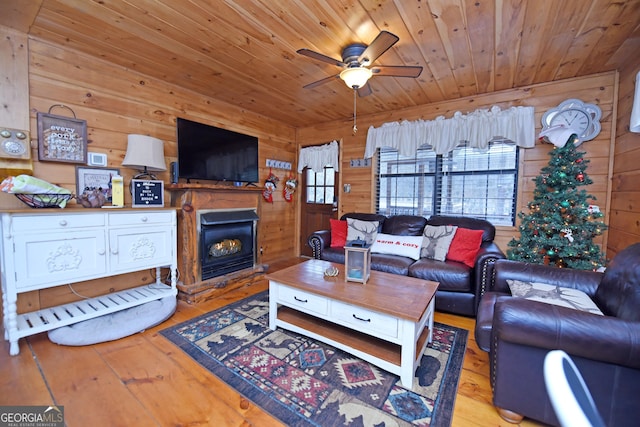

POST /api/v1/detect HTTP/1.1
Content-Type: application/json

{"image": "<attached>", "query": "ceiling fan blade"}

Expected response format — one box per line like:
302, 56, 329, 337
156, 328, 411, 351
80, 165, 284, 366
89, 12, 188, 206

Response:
302, 74, 340, 89
371, 65, 423, 78
357, 30, 399, 65
297, 48, 346, 67
357, 83, 373, 97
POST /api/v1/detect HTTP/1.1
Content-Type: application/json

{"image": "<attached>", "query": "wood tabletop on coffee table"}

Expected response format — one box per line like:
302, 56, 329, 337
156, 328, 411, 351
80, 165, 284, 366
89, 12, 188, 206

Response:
266, 259, 438, 322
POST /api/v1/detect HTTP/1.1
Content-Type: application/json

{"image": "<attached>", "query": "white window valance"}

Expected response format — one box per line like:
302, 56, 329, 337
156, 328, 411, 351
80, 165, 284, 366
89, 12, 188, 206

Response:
364, 106, 535, 158
298, 140, 340, 173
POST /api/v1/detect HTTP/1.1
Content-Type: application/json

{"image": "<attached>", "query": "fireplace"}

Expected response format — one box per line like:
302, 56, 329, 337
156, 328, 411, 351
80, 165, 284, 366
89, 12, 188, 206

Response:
199, 209, 259, 280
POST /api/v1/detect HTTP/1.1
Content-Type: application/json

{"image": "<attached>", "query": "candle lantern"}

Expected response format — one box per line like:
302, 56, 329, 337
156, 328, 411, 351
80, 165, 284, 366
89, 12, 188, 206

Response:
344, 238, 371, 284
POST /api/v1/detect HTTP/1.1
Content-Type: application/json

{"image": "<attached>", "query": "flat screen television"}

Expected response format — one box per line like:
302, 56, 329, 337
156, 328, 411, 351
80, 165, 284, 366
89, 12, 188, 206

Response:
176, 117, 259, 184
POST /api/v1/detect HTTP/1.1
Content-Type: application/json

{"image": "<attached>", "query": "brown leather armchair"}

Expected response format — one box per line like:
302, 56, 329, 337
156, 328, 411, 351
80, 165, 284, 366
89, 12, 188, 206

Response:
474, 243, 640, 426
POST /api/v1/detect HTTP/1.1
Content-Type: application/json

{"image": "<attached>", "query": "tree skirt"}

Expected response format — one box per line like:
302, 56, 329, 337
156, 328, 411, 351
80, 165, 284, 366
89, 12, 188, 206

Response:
160, 290, 468, 427
48, 296, 176, 346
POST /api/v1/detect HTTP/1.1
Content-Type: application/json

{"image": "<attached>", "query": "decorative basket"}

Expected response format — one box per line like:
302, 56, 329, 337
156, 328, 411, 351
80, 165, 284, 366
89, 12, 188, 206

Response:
14, 193, 74, 208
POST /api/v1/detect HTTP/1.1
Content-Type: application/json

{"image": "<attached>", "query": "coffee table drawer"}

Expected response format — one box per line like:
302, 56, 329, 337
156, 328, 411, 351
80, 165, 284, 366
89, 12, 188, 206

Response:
277, 285, 328, 316
331, 301, 398, 338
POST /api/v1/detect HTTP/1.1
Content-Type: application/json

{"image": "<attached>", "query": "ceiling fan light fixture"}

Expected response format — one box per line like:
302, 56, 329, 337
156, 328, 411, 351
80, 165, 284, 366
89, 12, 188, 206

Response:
340, 67, 373, 89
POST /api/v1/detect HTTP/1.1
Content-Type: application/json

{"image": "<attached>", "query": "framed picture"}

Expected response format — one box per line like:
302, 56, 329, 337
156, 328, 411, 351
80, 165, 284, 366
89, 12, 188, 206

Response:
37, 111, 88, 164
76, 166, 120, 202
131, 179, 164, 207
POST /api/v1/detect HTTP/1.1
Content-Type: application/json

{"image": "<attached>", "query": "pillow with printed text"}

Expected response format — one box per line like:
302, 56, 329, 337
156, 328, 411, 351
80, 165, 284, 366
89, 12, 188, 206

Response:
371, 233, 423, 260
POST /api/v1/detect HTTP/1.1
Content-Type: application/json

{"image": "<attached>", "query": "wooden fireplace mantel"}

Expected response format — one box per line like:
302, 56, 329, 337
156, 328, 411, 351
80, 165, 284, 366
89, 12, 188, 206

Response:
167, 184, 266, 303
166, 183, 264, 192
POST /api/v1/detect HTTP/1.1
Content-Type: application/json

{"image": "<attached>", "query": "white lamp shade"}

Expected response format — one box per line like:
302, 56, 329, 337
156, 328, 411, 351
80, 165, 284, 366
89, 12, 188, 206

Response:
340, 67, 373, 89
122, 134, 167, 171
630, 71, 640, 133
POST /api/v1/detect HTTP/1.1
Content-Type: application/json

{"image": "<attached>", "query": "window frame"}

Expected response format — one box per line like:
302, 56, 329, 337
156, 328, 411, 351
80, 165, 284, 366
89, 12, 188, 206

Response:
376, 141, 520, 225
305, 166, 336, 205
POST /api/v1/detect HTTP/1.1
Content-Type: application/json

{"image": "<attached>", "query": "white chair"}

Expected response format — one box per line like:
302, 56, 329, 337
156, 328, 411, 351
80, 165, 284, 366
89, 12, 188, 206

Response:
544, 350, 606, 427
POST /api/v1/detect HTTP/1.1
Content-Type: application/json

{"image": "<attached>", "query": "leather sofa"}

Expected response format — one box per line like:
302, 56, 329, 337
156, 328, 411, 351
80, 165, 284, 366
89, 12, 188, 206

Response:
474, 243, 640, 426
308, 212, 505, 317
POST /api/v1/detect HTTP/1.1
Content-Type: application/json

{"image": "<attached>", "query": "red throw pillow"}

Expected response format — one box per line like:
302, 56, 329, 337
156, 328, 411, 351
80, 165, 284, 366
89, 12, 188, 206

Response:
329, 219, 348, 248
446, 228, 484, 267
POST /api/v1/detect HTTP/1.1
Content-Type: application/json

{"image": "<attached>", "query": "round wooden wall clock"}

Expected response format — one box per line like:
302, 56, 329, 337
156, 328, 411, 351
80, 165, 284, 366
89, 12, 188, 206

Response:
541, 99, 602, 142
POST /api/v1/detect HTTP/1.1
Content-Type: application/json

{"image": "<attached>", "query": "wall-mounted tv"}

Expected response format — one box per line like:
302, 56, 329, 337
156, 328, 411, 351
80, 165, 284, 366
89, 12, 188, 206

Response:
176, 117, 259, 184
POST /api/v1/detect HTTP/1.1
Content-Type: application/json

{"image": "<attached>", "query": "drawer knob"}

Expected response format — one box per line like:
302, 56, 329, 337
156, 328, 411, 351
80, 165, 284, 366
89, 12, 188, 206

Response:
97, 249, 106, 255
294, 296, 308, 303
59, 220, 68, 226
352, 314, 371, 323
141, 216, 148, 222
111, 248, 118, 255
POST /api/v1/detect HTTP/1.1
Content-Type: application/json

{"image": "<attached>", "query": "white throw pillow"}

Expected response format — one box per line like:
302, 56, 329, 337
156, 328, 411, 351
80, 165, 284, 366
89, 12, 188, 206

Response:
421, 225, 458, 261
507, 279, 603, 315
371, 233, 423, 260
346, 218, 379, 245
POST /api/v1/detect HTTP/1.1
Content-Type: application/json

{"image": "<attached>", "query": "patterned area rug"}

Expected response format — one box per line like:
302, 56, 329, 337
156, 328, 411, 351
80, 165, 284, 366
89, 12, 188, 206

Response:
160, 291, 468, 426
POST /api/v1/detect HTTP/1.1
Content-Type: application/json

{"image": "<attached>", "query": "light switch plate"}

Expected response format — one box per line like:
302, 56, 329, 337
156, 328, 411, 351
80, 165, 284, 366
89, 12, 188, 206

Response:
88, 152, 107, 166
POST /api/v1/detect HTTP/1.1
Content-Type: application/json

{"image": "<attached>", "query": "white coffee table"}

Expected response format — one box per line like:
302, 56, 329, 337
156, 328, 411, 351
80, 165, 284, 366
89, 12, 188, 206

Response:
267, 259, 438, 387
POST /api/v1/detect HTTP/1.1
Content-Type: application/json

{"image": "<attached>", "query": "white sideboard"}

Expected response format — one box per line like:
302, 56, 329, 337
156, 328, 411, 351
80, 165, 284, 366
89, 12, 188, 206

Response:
0, 208, 178, 355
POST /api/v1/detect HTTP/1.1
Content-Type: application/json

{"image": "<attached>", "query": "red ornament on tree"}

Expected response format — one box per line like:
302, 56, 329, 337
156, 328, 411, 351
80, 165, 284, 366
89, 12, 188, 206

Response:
577, 172, 584, 182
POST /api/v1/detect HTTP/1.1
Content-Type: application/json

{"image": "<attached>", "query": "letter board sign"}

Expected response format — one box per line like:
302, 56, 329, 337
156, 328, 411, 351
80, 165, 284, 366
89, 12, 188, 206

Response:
131, 179, 164, 207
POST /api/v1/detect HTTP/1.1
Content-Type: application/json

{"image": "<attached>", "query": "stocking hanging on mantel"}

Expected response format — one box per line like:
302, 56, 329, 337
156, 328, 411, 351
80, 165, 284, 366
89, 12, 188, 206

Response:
364, 106, 535, 158
262, 169, 279, 203
283, 174, 297, 202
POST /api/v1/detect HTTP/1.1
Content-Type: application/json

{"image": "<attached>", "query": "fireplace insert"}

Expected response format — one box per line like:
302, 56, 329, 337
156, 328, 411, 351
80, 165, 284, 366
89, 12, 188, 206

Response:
199, 210, 258, 280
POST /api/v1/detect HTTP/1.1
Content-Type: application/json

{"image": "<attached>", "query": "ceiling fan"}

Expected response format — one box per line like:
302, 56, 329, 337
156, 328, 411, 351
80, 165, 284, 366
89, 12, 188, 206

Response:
297, 30, 423, 96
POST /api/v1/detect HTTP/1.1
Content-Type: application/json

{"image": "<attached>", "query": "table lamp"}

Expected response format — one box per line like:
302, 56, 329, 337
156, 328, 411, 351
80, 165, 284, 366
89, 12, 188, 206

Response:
122, 134, 166, 180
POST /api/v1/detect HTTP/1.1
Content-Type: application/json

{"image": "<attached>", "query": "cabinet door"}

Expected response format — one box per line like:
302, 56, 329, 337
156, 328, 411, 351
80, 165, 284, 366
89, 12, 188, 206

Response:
108, 226, 174, 274
13, 230, 107, 290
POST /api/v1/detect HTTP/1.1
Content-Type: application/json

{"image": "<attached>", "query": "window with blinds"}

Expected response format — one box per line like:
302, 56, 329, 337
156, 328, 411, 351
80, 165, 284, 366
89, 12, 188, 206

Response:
376, 141, 519, 225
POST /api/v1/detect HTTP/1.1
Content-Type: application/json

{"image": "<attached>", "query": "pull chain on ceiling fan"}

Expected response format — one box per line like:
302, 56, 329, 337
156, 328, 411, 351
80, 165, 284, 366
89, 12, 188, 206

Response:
297, 30, 423, 132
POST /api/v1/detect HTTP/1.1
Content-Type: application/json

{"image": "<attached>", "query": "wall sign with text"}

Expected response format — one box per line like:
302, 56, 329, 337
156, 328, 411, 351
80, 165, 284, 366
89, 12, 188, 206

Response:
132, 179, 164, 207
37, 109, 88, 164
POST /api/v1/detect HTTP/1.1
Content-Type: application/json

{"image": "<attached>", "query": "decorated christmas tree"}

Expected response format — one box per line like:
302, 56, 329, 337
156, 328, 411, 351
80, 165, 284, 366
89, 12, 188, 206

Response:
507, 133, 607, 270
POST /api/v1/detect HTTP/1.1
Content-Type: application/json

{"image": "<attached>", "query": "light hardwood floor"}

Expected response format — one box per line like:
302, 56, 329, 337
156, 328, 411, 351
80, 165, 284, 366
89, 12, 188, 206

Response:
0, 258, 542, 426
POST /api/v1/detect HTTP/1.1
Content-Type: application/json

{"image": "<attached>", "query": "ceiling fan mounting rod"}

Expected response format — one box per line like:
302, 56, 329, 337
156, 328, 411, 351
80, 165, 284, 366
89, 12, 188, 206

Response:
352, 89, 358, 134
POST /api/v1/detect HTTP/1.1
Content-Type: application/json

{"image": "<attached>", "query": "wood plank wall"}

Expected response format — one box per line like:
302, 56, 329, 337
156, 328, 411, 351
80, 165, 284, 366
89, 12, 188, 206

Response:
298, 72, 618, 253
1, 25, 632, 313
0, 26, 32, 176
609, 56, 640, 258
2, 33, 298, 311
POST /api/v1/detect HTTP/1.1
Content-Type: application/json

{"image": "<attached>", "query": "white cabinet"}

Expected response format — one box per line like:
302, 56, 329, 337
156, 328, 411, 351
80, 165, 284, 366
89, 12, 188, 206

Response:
0, 209, 177, 355
13, 229, 107, 288
107, 211, 175, 274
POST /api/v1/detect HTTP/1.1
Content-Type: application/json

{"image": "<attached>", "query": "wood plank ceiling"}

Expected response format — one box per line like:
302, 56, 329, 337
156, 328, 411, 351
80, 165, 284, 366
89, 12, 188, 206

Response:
2, 0, 639, 128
